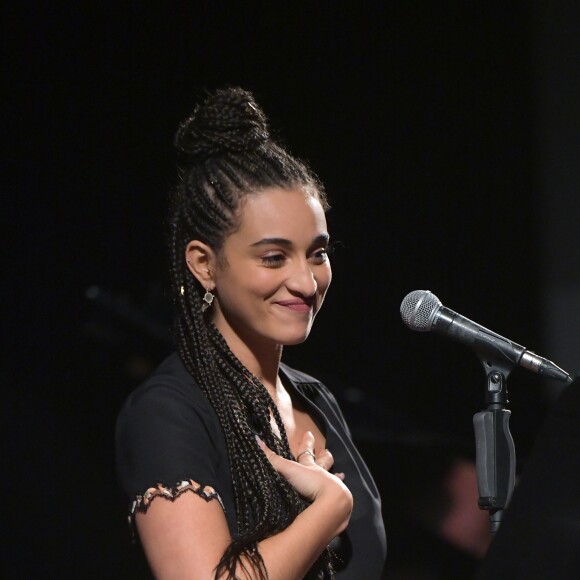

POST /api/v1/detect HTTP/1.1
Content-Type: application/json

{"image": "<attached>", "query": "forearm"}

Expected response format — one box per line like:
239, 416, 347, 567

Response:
137, 486, 351, 580
253, 491, 352, 580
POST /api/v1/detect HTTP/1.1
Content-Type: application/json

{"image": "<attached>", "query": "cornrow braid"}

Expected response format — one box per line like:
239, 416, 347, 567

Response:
168, 87, 333, 579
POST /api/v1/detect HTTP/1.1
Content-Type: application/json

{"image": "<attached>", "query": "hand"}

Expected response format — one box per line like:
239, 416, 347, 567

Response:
257, 431, 352, 505
308, 446, 345, 481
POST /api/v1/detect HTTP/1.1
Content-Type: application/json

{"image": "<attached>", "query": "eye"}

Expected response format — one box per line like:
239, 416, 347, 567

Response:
261, 253, 287, 267
309, 248, 330, 265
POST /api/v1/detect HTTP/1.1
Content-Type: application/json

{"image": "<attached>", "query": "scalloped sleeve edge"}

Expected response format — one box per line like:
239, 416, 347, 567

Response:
128, 479, 226, 534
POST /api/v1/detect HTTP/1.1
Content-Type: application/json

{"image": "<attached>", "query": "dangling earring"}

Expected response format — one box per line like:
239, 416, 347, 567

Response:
201, 289, 214, 312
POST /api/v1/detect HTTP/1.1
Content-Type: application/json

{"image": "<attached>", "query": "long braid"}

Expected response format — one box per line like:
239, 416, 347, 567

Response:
168, 87, 333, 579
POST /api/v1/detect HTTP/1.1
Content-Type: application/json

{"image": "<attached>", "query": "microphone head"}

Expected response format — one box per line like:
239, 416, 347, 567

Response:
400, 290, 442, 331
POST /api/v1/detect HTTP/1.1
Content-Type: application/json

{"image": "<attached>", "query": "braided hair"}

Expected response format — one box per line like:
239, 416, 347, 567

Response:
168, 87, 333, 579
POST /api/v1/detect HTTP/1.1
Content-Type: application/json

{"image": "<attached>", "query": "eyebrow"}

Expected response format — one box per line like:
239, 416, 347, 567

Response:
250, 233, 330, 248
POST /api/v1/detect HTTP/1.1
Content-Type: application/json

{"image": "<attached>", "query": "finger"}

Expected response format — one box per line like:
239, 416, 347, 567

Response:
315, 448, 334, 472
256, 435, 277, 463
257, 435, 316, 491
334, 472, 345, 481
295, 431, 316, 464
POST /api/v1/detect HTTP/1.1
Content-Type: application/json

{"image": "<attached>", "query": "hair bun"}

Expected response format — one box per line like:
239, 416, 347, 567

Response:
174, 87, 270, 160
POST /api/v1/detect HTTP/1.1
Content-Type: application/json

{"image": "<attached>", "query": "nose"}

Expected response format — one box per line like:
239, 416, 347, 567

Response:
286, 258, 318, 297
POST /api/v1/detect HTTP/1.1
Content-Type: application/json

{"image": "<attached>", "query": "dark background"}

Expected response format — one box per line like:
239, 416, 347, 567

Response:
4, 2, 580, 578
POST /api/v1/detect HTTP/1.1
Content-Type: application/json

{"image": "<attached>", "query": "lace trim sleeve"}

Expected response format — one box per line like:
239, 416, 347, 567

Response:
128, 479, 226, 531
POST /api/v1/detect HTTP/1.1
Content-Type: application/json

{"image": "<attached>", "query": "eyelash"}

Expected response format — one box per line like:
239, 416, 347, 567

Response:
261, 254, 287, 267
260, 249, 330, 268
311, 249, 329, 263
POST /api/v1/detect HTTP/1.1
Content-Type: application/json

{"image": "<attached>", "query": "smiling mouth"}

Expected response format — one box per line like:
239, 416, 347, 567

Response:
274, 300, 313, 313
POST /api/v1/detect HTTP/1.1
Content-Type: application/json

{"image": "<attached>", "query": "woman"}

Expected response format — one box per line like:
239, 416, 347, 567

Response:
116, 87, 386, 579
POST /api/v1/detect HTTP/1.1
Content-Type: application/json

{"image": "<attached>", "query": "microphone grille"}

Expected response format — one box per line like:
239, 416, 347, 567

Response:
400, 290, 442, 331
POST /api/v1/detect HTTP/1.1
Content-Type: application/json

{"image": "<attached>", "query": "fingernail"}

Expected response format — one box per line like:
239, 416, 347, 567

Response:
255, 435, 265, 448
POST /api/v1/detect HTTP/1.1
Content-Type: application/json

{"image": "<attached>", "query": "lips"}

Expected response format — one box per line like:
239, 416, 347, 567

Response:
274, 299, 313, 313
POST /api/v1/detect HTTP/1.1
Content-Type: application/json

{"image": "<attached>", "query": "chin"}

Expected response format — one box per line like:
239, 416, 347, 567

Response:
277, 328, 312, 346
282, 336, 309, 346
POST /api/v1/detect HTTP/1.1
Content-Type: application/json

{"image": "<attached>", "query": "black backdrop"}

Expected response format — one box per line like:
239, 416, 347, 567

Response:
4, 3, 567, 578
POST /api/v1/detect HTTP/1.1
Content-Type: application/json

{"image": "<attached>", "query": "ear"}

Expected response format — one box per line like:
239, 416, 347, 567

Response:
185, 240, 216, 289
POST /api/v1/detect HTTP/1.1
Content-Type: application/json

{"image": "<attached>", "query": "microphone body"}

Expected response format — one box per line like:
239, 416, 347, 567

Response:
401, 290, 572, 384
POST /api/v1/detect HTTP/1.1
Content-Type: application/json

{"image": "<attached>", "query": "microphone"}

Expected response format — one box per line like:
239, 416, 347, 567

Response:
400, 290, 573, 384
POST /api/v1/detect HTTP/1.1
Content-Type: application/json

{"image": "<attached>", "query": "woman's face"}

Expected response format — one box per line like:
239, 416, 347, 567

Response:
210, 186, 332, 350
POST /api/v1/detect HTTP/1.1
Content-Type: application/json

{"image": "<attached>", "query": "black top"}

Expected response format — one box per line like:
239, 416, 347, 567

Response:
116, 353, 387, 579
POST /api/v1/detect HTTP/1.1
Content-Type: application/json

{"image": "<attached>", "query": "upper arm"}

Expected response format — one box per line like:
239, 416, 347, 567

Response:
136, 491, 232, 580
116, 378, 234, 577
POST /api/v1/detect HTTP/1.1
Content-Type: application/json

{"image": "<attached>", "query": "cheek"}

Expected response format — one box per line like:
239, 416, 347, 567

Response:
317, 265, 332, 295
220, 268, 282, 305
247, 270, 287, 298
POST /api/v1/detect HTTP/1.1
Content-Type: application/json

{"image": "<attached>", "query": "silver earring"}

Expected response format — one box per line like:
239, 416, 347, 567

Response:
201, 289, 215, 312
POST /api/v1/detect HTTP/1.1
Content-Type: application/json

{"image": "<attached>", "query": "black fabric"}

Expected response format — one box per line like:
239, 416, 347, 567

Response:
116, 353, 387, 579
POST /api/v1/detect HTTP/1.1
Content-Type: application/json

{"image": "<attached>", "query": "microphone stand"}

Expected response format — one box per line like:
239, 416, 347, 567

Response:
473, 357, 516, 535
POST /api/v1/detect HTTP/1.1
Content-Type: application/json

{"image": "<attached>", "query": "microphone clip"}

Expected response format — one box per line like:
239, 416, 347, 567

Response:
473, 359, 516, 535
